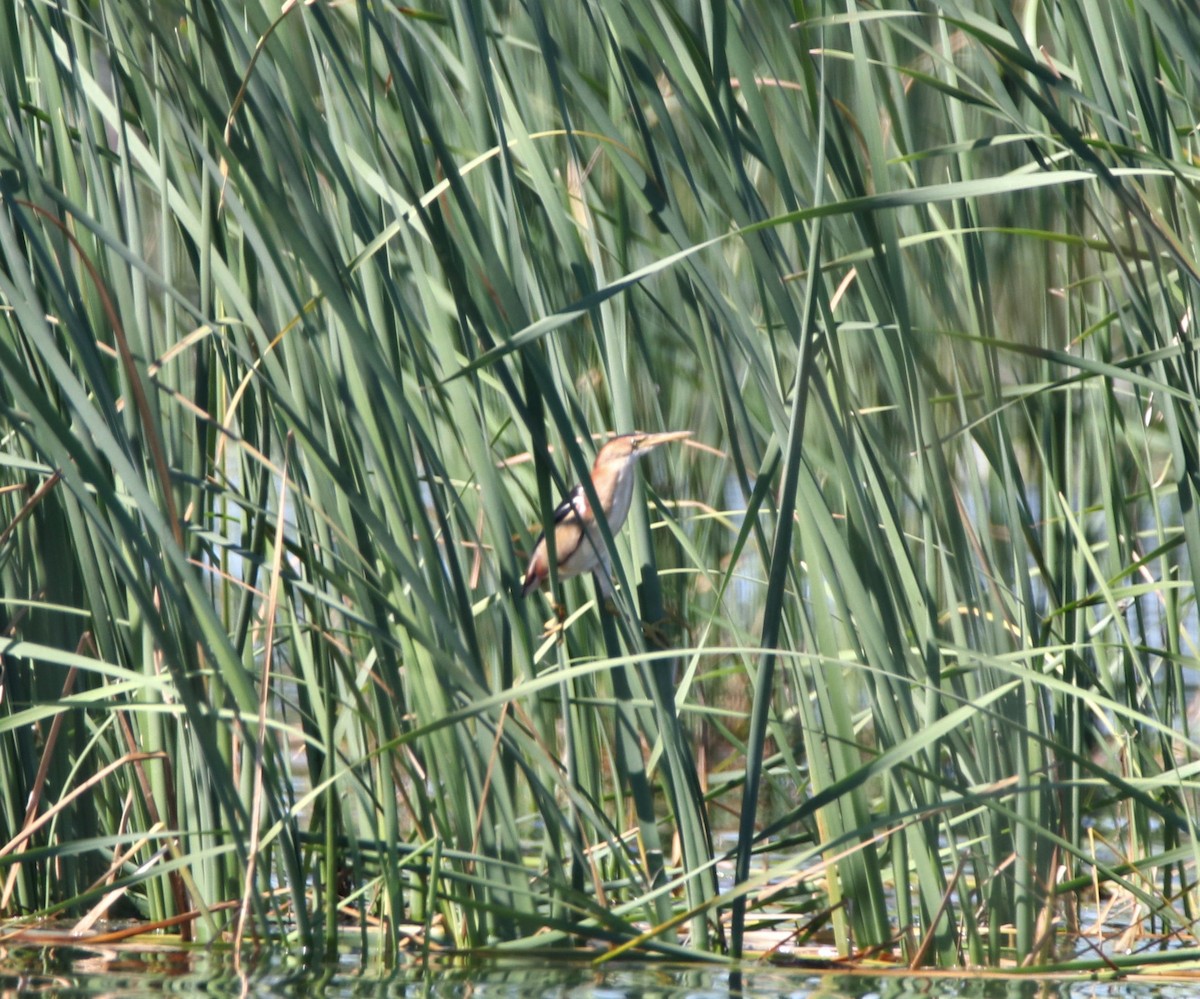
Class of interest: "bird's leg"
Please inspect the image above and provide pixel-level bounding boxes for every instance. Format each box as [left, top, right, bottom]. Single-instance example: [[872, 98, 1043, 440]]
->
[[590, 568, 672, 647], [596, 567, 681, 648]]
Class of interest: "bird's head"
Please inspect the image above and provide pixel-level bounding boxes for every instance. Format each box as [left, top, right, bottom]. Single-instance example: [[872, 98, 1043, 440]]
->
[[592, 430, 692, 472]]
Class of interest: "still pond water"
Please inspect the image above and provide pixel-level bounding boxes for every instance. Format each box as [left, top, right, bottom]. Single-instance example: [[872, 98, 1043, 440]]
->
[[3, 949, 1198, 998]]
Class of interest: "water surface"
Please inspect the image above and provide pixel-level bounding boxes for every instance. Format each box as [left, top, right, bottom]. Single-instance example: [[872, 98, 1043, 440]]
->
[[3, 949, 1197, 998]]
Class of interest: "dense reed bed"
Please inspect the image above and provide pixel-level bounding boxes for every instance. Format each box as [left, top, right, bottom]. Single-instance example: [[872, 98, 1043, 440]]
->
[[2, 0, 1199, 970]]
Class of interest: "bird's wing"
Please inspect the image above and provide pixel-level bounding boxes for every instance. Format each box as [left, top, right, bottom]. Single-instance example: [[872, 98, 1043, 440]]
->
[[544, 485, 590, 567], [551, 484, 590, 524], [521, 485, 597, 595]]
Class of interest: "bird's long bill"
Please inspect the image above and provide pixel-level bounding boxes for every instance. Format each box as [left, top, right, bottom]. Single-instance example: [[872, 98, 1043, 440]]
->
[[635, 429, 692, 450]]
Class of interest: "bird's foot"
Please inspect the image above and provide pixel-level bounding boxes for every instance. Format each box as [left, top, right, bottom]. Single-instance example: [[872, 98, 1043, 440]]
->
[[640, 615, 676, 649], [640, 603, 688, 648], [539, 601, 571, 641]]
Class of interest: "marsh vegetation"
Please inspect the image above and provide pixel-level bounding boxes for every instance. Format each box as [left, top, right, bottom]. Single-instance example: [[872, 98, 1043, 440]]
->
[[2, 0, 1200, 973]]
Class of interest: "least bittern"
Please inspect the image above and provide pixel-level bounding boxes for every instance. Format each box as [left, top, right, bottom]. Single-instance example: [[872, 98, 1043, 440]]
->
[[521, 430, 692, 597]]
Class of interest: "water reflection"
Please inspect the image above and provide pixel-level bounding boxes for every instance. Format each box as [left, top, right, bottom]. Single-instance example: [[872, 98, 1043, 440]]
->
[[1, 950, 1197, 999]]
